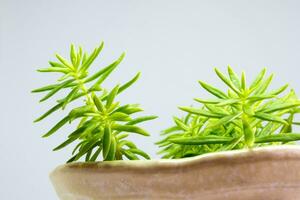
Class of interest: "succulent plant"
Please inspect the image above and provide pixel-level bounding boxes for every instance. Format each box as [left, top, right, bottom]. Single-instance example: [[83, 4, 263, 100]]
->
[[32, 43, 157, 162], [157, 67, 300, 159], [33, 42, 300, 162]]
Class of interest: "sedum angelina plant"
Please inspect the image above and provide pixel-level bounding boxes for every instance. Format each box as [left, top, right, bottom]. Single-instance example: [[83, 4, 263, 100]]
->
[[32, 43, 157, 162], [157, 67, 300, 159]]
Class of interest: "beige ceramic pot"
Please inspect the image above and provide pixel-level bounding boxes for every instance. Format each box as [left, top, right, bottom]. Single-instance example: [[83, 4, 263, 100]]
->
[[50, 145, 300, 200]]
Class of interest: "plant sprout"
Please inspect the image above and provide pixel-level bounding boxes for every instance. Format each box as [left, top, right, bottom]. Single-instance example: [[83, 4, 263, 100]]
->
[[157, 67, 300, 159], [32, 43, 157, 162]]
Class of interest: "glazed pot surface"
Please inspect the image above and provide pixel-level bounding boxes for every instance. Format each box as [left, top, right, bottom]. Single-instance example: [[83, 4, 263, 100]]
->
[[50, 146, 300, 200]]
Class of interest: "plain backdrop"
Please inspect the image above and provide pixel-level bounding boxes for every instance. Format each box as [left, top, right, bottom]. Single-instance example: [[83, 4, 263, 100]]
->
[[1, 0, 300, 199]]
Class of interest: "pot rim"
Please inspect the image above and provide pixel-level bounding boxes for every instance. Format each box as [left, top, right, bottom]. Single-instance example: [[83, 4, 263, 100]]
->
[[51, 145, 300, 172]]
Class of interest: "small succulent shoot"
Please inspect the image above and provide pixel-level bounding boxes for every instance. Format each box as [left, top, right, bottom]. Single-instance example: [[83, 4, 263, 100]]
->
[[32, 42, 157, 163], [157, 66, 300, 159]]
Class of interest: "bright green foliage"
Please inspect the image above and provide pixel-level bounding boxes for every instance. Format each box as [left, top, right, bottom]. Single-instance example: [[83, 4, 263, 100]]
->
[[33, 43, 157, 162], [157, 66, 300, 159]]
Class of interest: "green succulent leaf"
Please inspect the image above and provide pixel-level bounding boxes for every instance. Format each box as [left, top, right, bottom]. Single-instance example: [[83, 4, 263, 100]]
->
[[110, 112, 131, 121], [56, 54, 73, 69], [90, 145, 103, 161], [173, 117, 189, 131], [105, 136, 117, 161], [170, 135, 233, 145], [114, 104, 143, 115], [53, 136, 78, 151], [227, 66, 241, 89], [118, 72, 141, 94], [253, 74, 274, 95], [37, 68, 69, 73], [247, 95, 275, 102], [258, 102, 300, 113], [255, 133, 300, 143], [208, 112, 242, 128], [62, 86, 80, 109], [106, 85, 120, 109], [80, 42, 104, 72], [34, 103, 63, 122], [85, 53, 124, 85], [269, 84, 289, 95], [122, 150, 139, 160], [75, 139, 99, 161], [112, 124, 150, 136], [116, 133, 129, 140], [198, 81, 228, 99], [241, 72, 246, 91], [42, 116, 70, 137], [119, 140, 137, 149], [68, 105, 94, 120], [254, 112, 288, 125], [179, 106, 225, 118], [216, 99, 240, 106], [214, 68, 241, 95], [249, 68, 266, 91], [129, 148, 150, 159], [102, 125, 112, 160], [92, 93, 105, 113], [39, 79, 75, 102], [126, 116, 158, 125], [194, 98, 220, 104], [161, 126, 181, 135]]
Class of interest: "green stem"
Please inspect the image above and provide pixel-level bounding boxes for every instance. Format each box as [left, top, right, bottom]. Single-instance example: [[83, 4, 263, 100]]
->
[[72, 71, 95, 109], [242, 114, 254, 148]]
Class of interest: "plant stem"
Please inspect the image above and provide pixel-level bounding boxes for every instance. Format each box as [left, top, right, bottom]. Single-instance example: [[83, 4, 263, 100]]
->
[[242, 114, 254, 148], [72, 71, 95, 109]]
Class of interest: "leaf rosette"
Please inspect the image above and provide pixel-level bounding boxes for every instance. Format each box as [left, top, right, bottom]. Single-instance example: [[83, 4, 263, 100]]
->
[[158, 66, 300, 158], [33, 43, 157, 162]]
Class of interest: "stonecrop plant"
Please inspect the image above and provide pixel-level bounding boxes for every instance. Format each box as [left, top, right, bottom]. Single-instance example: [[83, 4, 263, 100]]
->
[[33, 42, 300, 162], [157, 67, 300, 159], [32, 43, 157, 162]]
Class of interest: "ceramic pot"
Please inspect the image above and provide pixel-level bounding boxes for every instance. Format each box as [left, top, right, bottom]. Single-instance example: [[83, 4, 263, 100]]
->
[[50, 145, 300, 200]]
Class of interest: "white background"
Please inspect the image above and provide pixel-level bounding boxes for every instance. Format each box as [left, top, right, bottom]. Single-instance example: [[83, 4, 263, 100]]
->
[[1, 0, 300, 199]]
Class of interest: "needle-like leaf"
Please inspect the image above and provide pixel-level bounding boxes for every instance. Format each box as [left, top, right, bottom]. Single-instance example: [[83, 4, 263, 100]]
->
[[249, 68, 266, 91], [112, 124, 150, 136], [227, 66, 241, 89], [198, 81, 228, 99], [170, 135, 233, 145], [214, 68, 241, 95], [208, 112, 242, 128], [39, 79, 75, 102], [258, 102, 300, 113], [254, 112, 288, 125], [102, 125, 111, 160], [42, 116, 70, 137], [255, 133, 300, 143], [80, 42, 104, 72], [62, 86, 80, 109], [84, 53, 124, 84], [129, 148, 150, 159], [179, 106, 224, 118], [123, 150, 139, 160], [126, 116, 158, 125], [106, 85, 119, 109], [105, 136, 116, 161]]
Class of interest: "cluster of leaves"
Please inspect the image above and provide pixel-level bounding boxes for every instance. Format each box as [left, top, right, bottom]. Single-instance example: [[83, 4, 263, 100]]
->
[[157, 67, 300, 159], [33, 43, 157, 163]]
